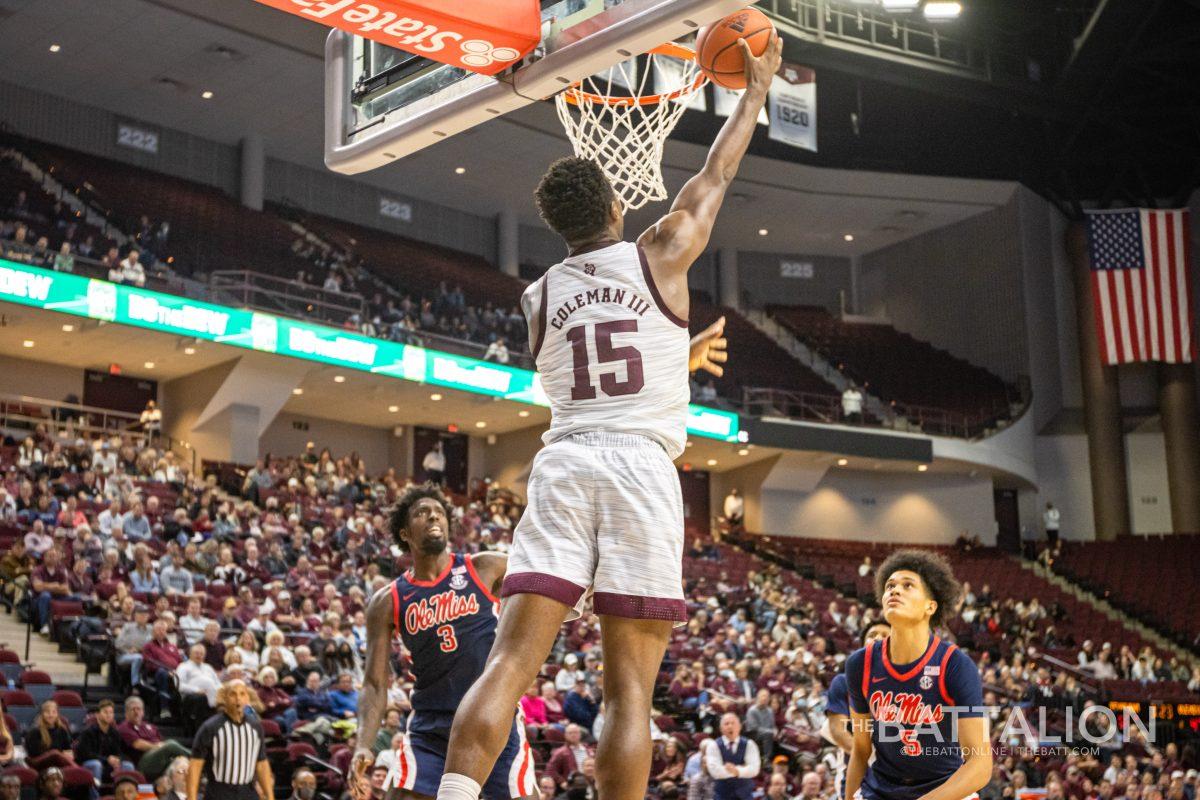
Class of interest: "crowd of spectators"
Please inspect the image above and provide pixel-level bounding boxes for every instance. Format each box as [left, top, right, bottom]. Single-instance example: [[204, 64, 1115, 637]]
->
[[0, 409, 1198, 800]]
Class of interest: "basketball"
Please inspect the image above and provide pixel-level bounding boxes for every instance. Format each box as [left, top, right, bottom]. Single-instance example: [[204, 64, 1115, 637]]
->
[[696, 7, 776, 90]]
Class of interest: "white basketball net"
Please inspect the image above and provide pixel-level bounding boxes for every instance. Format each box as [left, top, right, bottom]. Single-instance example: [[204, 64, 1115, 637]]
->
[[555, 48, 706, 211]]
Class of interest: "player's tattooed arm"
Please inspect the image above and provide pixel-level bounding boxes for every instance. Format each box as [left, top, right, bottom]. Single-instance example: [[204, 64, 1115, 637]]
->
[[351, 585, 395, 800], [470, 551, 508, 598]]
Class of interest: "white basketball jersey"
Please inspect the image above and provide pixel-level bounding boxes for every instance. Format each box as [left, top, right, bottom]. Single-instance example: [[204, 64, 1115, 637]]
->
[[522, 240, 690, 459]]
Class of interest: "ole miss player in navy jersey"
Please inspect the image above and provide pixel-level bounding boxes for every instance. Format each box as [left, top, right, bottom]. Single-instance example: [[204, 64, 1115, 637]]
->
[[843, 551, 991, 800], [349, 484, 537, 800], [825, 620, 891, 800]]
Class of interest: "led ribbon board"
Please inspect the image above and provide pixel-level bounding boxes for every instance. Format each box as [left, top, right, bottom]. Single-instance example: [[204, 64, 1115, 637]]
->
[[0, 260, 741, 442]]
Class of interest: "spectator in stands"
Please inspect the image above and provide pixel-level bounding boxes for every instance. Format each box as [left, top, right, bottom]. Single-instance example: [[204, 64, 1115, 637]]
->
[[29, 545, 70, 635], [232, 630, 261, 672], [295, 670, 334, 720], [288, 770, 317, 800], [51, 242, 74, 273], [117, 249, 146, 287], [23, 700, 75, 769], [177, 598, 209, 646], [119, 696, 190, 780], [857, 556, 872, 578], [0, 775, 18, 800], [34, 768, 64, 800], [547, 724, 595, 792], [422, 441, 446, 486], [24, 519, 53, 559], [0, 538, 34, 607], [77, 698, 135, 782], [1044, 502, 1061, 547], [744, 689, 776, 761], [131, 551, 161, 594], [760, 772, 792, 800], [841, 383, 864, 424], [144, 618, 185, 712], [256, 666, 299, 732], [329, 670, 359, 719], [484, 337, 510, 364], [122, 501, 152, 543], [178, 642, 223, 709], [564, 676, 600, 730], [161, 559, 195, 598], [707, 713, 761, 800], [723, 489, 744, 529]]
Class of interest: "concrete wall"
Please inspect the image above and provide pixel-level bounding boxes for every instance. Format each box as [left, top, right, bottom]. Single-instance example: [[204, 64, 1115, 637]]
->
[[0, 354, 83, 402], [734, 251, 853, 313], [1033, 429, 1172, 538], [859, 194, 1028, 382], [759, 469, 997, 545], [259, 412, 399, 475], [160, 360, 240, 464]]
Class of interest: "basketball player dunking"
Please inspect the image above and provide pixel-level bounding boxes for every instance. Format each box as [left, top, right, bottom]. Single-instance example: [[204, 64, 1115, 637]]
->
[[350, 355, 731, 800], [429, 33, 783, 800], [843, 551, 992, 800]]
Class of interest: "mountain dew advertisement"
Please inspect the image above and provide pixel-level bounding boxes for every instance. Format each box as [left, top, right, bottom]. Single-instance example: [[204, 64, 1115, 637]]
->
[[0, 259, 741, 442]]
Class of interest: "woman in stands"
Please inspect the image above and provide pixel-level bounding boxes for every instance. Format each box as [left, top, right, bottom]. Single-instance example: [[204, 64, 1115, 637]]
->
[[0, 712, 13, 767], [23, 700, 75, 770], [844, 550, 991, 800]]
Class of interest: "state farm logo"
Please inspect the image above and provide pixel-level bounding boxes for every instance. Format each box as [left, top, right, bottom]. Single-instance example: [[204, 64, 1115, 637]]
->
[[291, 2, 522, 67], [461, 40, 521, 68]]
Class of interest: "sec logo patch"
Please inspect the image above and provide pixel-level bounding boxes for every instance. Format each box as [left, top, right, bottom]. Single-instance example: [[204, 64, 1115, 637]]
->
[[450, 574, 468, 590], [919, 675, 934, 690]]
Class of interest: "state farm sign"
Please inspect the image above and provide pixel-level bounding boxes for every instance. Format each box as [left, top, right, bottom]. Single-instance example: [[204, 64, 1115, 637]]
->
[[254, 0, 539, 75]]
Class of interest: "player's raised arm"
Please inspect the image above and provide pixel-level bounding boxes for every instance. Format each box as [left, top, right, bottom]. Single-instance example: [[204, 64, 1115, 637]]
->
[[351, 586, 396, 800], [638, 33, 783, 275]]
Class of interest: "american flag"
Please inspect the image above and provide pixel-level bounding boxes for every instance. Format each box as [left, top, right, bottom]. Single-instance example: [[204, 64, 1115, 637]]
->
[[1085, 208, 1194, 366]]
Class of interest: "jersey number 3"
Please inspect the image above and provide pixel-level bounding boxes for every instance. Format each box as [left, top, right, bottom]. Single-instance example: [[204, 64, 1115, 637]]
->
[[566, 320, 645, 400], [435, 625, 458, 653]]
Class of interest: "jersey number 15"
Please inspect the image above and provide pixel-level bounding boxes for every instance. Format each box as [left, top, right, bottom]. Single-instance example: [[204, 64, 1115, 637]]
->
[[566, 320, 645, 400]]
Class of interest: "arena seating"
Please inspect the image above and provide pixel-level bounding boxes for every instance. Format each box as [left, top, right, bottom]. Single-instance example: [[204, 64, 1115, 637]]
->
[[768, 305, 1016, 432], [1055, 536, 1200, 648], [690, 299, 840, 404]]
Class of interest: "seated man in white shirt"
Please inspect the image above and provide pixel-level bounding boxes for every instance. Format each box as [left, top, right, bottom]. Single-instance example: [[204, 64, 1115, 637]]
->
[[175, 642, 223, 714], [119, 250, 146, 287], [177, 598, 212, 647], [841, 384, 864, 424]]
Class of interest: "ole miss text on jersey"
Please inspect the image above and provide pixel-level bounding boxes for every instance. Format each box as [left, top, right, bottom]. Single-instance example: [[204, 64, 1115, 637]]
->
[[844, 635, 984, 800]]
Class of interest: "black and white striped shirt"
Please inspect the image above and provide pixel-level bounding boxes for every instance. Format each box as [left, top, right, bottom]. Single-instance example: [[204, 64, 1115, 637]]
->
[[191, 712, 266, 800]]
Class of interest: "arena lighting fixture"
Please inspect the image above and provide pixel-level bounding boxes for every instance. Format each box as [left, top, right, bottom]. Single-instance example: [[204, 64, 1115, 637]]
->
[[685, 440, 693, 448], [843, 234, 855, 242], [430, 393, 443, 401], [923, 1, 962, 20], [758, 228, 768, 236], [201, 90, 214, 99], [517, 410, 530, 417], [880, 0, 920, 10], [143, 361, 155, 369], [22, 340, 34, 348], [61, 324, 73, 332], [48, 44, 61, 53], [388, 405, 399, 412], [454, 167, 467, 175], [706, 458, 718, 466], [737, 448, 749, 456], [837, 458, 848, 466], [292, 388, 303, 395], [333, 375, 346, 383], [183, 346, 195, 355], [918, 464, 929, 471], [475, 421, 487, 428]]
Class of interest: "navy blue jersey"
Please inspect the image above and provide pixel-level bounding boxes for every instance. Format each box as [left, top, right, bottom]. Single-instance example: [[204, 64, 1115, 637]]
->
[[826, 673, 850, 718], [845, 635, 983, 800], [391, 553, 500, 715], [825, 673, 852, 799]]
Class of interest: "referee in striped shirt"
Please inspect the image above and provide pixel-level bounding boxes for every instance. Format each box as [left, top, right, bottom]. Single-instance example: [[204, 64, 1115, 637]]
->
[[187, 679, 273, 800]]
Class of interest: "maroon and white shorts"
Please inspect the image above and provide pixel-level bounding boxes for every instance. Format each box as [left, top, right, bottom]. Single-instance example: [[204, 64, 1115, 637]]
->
[[501, 432, 686, 623]]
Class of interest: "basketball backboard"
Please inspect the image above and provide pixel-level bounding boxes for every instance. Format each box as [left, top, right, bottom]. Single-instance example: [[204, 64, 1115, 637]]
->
[[324, 0, 756, 174]]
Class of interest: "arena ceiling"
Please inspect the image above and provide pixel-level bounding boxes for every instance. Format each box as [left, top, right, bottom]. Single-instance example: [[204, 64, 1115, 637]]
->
[[0, 0, 1194, 257]]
